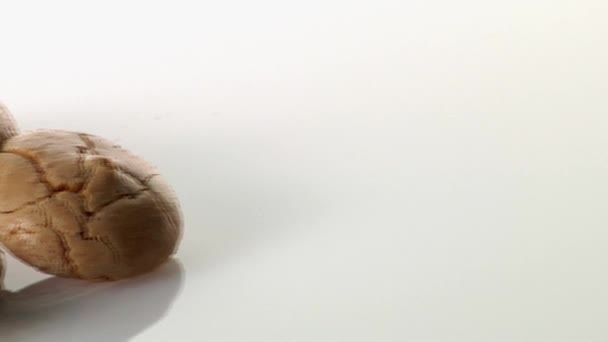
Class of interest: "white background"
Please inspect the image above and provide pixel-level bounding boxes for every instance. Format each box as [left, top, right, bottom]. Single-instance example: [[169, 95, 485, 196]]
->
[[1, 1, 608, 341]]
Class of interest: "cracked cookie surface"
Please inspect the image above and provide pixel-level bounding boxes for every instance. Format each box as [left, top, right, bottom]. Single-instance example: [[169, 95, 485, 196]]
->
[[0, 130, 182, 280]]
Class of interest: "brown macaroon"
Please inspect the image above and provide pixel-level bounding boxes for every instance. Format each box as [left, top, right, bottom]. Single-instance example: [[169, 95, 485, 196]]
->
[[0, 110, 182, 281]]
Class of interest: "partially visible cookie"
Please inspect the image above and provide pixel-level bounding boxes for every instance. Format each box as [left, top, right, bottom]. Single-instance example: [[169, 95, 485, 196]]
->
[[0, 250, 5, 291], [0, 103, 19, 147]]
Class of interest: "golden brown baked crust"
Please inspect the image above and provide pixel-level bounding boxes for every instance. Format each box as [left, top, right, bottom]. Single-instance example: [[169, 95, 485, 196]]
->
[[0, 130, 182, 280]]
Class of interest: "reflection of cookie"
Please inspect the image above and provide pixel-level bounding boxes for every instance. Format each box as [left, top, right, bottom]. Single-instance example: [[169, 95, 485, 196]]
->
[[0, 130, 182, 281]]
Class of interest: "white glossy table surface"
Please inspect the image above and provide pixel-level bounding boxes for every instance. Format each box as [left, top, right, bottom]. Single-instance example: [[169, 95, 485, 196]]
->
[[1, 1, 608, 341]]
